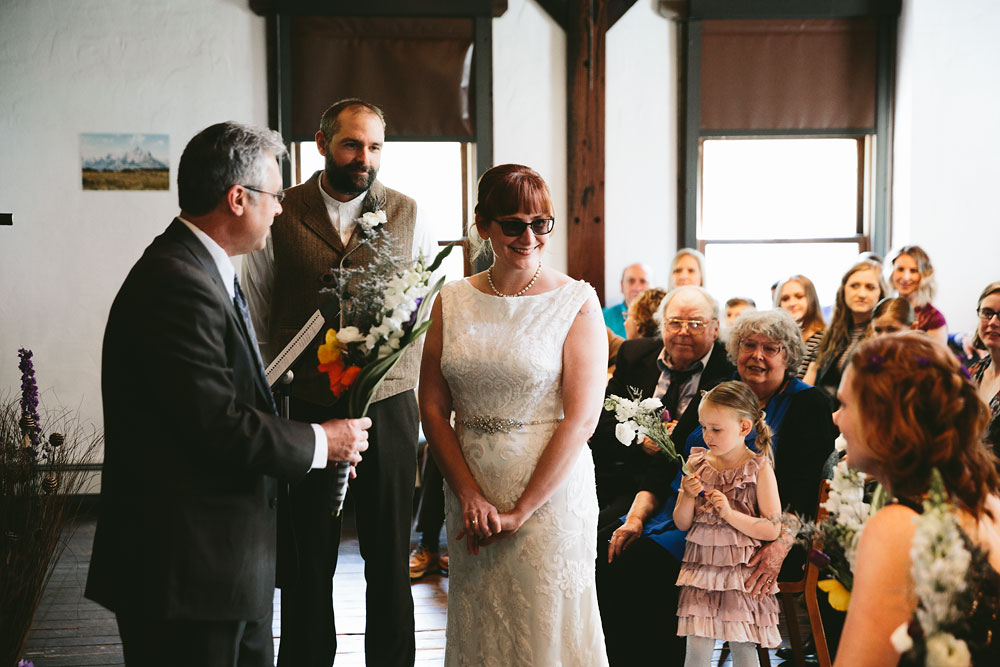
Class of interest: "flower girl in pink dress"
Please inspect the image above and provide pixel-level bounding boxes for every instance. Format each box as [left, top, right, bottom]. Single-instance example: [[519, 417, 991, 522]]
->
[[673, 381, 783, 666]]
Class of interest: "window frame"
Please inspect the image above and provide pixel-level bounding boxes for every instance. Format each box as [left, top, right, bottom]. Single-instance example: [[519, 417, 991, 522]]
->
[[680, 1, 900, 258], [696, 132, 874, 257]]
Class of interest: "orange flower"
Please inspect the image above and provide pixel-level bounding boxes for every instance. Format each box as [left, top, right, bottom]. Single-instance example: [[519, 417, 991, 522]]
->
[[318, 329, 355, 397]]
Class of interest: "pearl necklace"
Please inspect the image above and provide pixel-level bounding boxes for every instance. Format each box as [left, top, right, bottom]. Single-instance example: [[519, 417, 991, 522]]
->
[[488, 262, 542, 297]]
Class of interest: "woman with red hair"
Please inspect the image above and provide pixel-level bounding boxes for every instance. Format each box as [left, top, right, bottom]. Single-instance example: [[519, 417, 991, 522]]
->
[[832, 333, 1000, 665]]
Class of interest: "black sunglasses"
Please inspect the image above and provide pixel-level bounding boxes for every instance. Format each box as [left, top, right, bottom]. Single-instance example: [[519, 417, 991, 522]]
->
[[494, 217, 555, 237]]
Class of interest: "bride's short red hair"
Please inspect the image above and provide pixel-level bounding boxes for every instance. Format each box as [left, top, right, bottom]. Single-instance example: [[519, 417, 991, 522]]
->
[[474, 164, 554, 223]]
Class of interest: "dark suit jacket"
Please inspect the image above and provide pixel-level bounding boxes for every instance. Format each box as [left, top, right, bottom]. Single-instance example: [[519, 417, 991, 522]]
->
[[85, 219, 315, 621], [590, 337, 735, 504]]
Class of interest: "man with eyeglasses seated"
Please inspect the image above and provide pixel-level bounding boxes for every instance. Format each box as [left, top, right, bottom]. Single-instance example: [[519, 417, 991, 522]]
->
[[590, 286, 735, 530], [596, 308, 836, 666]]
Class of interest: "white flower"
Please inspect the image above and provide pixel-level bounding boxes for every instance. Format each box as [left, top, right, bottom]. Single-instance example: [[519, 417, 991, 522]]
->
[[639, 397, 663, 411], [890, 622, 913, 653], [336, 326, 365, 344], [615, 422, 637, 446], [358, 209, 386, 233], [924, 633, 971, 667], [834, 433, 848, 452]]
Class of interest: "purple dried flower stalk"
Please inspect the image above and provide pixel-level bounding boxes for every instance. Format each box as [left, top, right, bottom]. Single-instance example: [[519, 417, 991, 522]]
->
[[18, 348, 42, 448]]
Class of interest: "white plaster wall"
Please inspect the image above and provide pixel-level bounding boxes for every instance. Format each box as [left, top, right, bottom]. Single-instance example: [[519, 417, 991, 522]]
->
[[492, 0, 569, 274], [0, 0, 269, 434], [892, 0, 1000, 334], [605, 0, 676, 302]]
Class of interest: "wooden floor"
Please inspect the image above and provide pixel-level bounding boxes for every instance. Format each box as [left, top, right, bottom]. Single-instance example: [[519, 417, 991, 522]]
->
[[22, 511, 795, 666]]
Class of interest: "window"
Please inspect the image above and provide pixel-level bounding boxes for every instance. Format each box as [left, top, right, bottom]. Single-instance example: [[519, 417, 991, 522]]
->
[[292, 140, 473, 282], [681, 6, 900, 311], [700, 136, 873, 308]]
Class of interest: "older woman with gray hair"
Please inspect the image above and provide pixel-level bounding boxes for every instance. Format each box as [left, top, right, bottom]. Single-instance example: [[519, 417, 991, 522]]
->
[[597, 309, 835, 666]]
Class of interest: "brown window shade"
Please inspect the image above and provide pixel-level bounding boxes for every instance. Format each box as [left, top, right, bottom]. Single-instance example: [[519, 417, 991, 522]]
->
[[290, 16, 475, 140], [700, 19, 877, 132]]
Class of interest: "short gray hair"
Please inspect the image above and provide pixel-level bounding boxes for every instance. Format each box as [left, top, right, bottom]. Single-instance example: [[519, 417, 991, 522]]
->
[[655, 285, 720, 334], [725, 309, 806, 373], [177, 121, 288, 216]]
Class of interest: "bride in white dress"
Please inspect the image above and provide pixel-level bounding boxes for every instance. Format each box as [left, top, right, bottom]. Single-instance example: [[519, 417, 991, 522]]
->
[[419, 164, 609, 666]]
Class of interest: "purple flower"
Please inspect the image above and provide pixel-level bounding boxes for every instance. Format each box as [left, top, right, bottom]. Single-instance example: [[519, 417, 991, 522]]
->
[[660, 409, 672, 423], [406, 297, 424, 329], [18, 348, 41, 448], [19, 660, 35, 667], [960, 365, 972, 379], [866, 353, 886, 372], [807, 548, 832, 568]]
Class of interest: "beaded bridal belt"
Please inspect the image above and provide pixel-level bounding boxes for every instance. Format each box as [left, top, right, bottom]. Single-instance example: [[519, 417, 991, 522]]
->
[[458, 415, 563, 434]]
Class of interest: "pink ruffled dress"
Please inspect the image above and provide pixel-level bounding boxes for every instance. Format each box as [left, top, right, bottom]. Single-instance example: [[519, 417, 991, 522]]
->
[[675, 448, 781, 647]]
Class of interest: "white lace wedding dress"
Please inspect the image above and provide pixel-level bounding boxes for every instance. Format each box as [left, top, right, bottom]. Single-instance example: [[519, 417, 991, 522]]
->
[[439, 278, 609, 667]]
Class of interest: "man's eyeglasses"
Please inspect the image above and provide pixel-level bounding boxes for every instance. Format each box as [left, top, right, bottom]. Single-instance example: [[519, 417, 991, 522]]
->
[[978, 308, 1000, 322], [241, 185, 286, 203], [495, 217, 555, 237], [738, 340, 784, 358], [664, 318, 712, 333]]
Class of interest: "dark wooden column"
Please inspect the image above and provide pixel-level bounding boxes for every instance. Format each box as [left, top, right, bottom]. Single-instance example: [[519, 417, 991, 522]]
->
[[566, 0, 608, 304], [539, 0, 635, 304]]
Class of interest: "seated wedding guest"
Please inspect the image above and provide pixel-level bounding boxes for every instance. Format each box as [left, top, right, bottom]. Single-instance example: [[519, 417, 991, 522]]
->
[[971, 281, 1000, 451], [870, 297, 915, 337], [590, 286, 734, 528], [598, 309, 835, 666], [606, 327, 625, 382], [889, 245, 948, 344], [625, 288, 667, 340], [832, 334, 1000, 666], [604, 263, 652, 337], [669, 248, 706, 289], [608, 288, 666, 381], [775, 274, 826, 379], [408, 444, 448, 580], [888, 245, 947, 344], [724, 296, 756, 326], [804, 259, 888, 406]]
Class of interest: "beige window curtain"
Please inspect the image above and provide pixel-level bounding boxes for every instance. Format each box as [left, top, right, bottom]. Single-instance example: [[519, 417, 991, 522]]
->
[[290, 16, 475, 140], [699, 18, 878, 132]]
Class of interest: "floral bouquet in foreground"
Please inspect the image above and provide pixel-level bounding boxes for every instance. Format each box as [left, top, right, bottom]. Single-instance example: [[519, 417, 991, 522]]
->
[[317, 220, 454, 514], [603, 387, 691, 476], [889, 469, 999, 667], [797, 459, 884, 611]]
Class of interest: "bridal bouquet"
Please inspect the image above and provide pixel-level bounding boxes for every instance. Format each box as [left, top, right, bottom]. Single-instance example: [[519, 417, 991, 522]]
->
[[603, 387, 691, 476], [890, 469, 999, 667], [797, 459, 884, 611], [317, 216, 454, 514]]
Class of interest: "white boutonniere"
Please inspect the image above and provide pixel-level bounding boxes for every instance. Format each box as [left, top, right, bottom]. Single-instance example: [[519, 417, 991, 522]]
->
[[358, 209, 387, 235]]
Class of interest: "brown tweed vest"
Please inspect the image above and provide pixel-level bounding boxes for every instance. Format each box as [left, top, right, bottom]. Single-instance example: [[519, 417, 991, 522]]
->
[[269, 172, 419, 407]]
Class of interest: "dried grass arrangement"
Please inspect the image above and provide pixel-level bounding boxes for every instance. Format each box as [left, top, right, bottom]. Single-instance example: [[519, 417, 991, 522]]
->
[[1, 349, 102, 665]]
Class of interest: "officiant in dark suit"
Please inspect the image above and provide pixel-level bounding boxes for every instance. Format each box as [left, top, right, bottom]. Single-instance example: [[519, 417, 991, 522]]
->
[[85, 121, 371, 667], [590, 285, 735, 527], [241, 99, 435, 667]]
